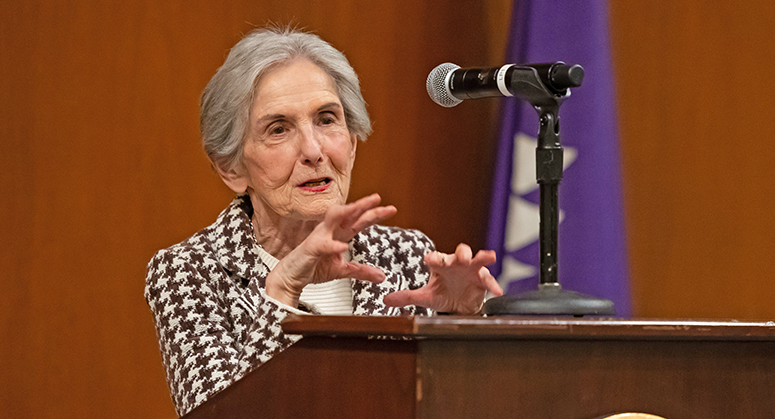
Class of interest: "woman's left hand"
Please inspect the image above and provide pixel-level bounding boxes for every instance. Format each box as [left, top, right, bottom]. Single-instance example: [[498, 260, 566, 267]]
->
[[383, 243, 503, 315]]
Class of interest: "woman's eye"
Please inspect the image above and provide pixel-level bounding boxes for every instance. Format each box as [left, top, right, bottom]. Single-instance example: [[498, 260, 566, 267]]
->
[[270, 125, 286, 135], [320, 113, 336, 125]]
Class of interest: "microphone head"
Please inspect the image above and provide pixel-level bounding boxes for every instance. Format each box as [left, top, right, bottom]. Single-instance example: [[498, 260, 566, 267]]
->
[[426, 62, 462, 107]]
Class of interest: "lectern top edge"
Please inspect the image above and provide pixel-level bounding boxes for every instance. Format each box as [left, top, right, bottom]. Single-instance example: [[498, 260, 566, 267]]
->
[[281, 314, 775, 341]]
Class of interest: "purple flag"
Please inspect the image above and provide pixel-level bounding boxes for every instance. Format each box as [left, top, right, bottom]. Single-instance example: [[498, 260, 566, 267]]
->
[[486, 0, 631, 316]]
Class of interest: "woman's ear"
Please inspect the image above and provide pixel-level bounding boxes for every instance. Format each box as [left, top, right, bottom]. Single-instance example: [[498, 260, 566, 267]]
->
[[211, 159, 249, 194], [349, 133, 358, 159]]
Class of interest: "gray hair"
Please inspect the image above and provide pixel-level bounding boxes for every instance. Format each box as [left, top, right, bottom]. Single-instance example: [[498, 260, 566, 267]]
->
[[200, 26, 372, 171]]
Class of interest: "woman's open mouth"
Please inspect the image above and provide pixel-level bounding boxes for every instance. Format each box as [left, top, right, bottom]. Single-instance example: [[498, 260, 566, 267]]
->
[[299, 177, 332, 191]]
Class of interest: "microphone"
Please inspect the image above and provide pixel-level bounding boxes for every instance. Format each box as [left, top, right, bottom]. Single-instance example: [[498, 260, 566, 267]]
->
[[426, 62, 584, 107]]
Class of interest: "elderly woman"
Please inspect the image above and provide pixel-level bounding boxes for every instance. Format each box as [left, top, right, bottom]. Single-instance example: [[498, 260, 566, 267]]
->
[[145, 26, 502, 416]]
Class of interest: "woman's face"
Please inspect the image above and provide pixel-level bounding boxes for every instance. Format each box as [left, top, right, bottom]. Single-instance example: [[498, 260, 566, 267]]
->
[[237, 58, 357, 222]]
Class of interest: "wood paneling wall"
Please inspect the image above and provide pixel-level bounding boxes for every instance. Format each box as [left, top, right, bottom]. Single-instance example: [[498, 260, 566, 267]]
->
[[610, 1, 775, 319], [1, 1, 774, 418], [0, 1, 510, 417]]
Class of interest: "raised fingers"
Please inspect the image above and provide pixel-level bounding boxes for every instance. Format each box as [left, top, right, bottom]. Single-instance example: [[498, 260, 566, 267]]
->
[[337, 261, 386, 285], [383, 288, 432, 308], [329, 194, 397, 241], [303, 221, 351, 257], [479, 266, 503, 296], [334, 193, 381, 227], [348, 204, 397, 233], [424, 250, 449, 268], [471, 249, 497, 267], [454, 243, 473, 265]]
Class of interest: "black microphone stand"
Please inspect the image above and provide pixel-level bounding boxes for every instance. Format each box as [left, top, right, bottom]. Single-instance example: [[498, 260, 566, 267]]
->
[[482, 64, 615, 316]]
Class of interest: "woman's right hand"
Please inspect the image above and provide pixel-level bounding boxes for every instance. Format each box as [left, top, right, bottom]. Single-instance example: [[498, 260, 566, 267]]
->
[[265, 193, 396, 308]]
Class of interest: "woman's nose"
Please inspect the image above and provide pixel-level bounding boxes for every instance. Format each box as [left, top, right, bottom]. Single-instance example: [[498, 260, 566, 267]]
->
[[298, 124, 324, 164]]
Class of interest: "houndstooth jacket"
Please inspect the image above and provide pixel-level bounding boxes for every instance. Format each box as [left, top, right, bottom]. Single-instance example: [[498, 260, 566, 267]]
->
[[145, 195, 434, 416]]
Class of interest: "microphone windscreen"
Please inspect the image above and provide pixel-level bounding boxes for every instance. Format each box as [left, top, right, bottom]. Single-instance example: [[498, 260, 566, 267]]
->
[[426, 63, 462, 107]]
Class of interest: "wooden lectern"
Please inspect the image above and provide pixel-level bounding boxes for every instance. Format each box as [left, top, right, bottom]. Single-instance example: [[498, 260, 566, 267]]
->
[[183, 316, 775, 419]]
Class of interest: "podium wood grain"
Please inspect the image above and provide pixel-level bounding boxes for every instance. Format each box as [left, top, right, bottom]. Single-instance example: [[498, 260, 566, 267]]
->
[[183, 316, 775, 419]]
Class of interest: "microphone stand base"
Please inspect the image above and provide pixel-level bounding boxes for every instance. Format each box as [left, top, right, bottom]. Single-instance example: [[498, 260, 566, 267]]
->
[[482, 283, 615, 317]]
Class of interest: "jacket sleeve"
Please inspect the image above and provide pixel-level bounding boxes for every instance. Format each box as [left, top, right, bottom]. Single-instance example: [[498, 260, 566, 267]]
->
[[350, 225, 436, 316], [144, 247, 301, 416]]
